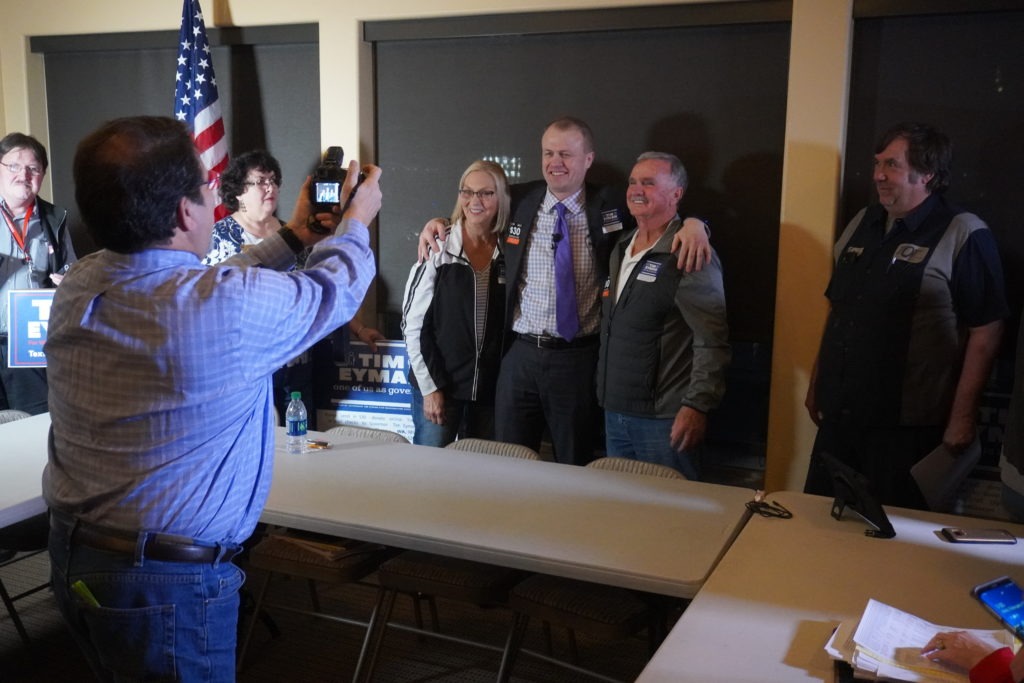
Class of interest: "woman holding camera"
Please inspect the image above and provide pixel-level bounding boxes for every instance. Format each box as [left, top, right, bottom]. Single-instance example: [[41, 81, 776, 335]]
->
[[402, 160, 509, 446]]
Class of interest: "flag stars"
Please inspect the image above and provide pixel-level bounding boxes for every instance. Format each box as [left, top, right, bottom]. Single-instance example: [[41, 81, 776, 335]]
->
[[181, 39, 191, 52]]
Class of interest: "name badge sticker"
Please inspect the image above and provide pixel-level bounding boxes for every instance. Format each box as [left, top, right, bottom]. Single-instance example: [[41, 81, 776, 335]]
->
[[506, 222, 523, 246], [891, 243, 929, 265], [636, 260, 662, 283], [602, 210, 623, 234]]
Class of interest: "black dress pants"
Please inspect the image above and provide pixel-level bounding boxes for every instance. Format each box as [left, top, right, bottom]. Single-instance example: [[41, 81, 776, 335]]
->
[[495, 337, 600, 466]]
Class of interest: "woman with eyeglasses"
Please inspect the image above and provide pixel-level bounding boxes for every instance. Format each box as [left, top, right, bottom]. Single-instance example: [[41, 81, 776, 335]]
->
[[401, 160, 509, 446], [204, 150, 382, 425], [202, 150, 286, 265]]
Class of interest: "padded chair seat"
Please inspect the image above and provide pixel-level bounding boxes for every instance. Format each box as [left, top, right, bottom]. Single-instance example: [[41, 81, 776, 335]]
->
[[587, 456, 686, 479], [378, 551, 520, 605], [249, 533, 389, 584], [509, 574, 648, 639], [445, 438, 541, 460], [325, 425, 408, 443], [0, 410, 31, 424]]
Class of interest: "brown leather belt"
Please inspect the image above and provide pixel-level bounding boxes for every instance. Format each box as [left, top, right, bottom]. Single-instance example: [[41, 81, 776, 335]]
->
[[68, 519, 239, 564]]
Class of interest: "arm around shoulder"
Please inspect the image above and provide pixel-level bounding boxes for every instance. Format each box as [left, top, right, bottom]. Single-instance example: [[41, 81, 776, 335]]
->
[[671, 217, 711, 273]]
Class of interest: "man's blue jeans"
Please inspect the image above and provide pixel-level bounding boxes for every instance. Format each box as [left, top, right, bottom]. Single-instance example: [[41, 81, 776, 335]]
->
[[48, 512, 244, 682], [604, 410, 701, 480]]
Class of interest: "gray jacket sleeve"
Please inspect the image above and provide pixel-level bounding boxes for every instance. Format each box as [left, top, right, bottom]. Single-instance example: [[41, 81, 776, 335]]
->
[[675, 252, 730, 413]]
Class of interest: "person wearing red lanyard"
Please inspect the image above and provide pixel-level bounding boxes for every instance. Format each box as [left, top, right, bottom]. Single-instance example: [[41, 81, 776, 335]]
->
[[0, 132, 75, 415]]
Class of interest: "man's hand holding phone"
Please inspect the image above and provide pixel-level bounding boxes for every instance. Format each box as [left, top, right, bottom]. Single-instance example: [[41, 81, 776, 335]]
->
[[340, 161, 381, 227]]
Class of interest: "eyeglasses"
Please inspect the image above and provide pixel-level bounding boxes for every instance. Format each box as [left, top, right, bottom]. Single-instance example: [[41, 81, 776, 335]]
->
[[0, 162, 43, 177], [746, 491, 792, 519], [201, 173, 221, 191], [243, 178, 279, 189], [458, 189, 496, 200]]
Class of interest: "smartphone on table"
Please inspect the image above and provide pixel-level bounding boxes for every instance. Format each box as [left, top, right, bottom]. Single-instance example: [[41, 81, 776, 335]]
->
[[942, 527, 1017, 544], [973, 576, 1024, 637]]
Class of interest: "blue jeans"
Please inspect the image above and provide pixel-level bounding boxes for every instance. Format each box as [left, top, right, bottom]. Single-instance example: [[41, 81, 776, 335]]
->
[[48, 512, 244, 682], [604, 410, 701, 480], [411, 386, 494, 447]]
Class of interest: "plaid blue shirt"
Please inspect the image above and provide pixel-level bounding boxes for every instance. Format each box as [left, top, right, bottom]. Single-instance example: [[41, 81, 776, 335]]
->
[[42, 222, 374, 544], [513, 189, 601, 338]]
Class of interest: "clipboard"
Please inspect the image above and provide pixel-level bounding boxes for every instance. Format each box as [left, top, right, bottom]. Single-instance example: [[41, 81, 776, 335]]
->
[[910, 438, 981, 513]]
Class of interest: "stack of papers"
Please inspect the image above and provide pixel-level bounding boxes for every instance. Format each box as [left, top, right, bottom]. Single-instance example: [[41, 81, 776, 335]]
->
[[826, 599, 1015, 681]]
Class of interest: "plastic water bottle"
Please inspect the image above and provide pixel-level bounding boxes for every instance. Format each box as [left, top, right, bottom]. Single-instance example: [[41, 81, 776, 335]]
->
[[285, 391, 307, 455]]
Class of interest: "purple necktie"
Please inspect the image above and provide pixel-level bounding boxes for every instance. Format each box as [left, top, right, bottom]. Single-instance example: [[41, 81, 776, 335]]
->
[[553, 202, 579, 341]]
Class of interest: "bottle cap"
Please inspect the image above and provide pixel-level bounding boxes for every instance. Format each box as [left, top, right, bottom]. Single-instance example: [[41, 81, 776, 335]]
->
[[290, 391, 301, 400]]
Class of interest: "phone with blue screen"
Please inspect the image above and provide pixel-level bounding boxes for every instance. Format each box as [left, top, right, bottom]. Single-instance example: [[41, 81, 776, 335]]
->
[[973, 576, 1024, 637]]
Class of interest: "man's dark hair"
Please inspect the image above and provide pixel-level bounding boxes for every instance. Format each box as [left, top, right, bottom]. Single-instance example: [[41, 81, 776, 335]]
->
[[74, 116, 205, 254], [219, 149, 282, 212], [875, 122, 952, 194], [545, 116, 595, 153], [0, 132, 49, 172]]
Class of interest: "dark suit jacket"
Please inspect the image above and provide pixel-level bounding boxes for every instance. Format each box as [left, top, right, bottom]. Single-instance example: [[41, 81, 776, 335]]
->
[[501, 180, 629, 344], [37, 198, 72, 285]]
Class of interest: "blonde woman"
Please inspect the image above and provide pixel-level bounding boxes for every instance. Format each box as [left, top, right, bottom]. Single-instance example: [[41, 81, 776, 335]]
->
[[402, 160, 510, 446]]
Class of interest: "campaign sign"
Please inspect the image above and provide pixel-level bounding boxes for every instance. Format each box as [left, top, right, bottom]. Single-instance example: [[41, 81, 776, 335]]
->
[[316, 339, 414, 441], [7, 289, 54, 368]]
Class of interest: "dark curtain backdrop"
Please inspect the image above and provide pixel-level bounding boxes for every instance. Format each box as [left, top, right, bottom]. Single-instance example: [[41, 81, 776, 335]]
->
[[32, 25, 320, 257], [371, 19, 791, 347], [844, 6, 1024, 465], [368, 4, 793, 463], [845, 9, 1024, 325]]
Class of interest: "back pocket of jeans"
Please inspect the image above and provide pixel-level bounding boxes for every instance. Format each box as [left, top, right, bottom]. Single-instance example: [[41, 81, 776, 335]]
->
[[80, 603, 176, 679]]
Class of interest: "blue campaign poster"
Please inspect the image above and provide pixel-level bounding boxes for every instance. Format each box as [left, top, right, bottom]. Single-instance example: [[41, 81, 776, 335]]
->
[[315, 339, 414, 441], [6, 289, 54, 368]]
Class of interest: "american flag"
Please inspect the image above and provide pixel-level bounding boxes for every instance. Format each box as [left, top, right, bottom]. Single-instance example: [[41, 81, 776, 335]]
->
[[173, 0, 228, 217]]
